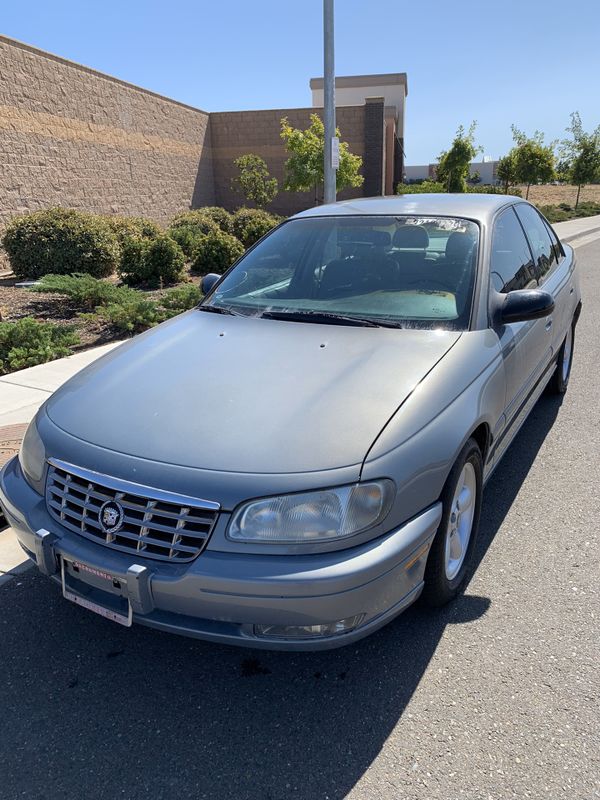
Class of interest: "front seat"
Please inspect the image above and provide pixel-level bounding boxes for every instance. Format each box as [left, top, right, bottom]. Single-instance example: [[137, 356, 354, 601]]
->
[[442, 230, 477, 311], [391, 225, 430, 289]]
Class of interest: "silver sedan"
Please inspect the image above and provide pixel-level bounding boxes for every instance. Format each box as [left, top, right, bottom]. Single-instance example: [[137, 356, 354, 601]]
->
[[0, 194, 581, 649]]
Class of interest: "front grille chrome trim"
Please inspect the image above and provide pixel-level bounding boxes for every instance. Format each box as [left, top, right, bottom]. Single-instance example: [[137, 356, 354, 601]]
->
[[45, 458, 220, 563], [47, 458, 220, 511]]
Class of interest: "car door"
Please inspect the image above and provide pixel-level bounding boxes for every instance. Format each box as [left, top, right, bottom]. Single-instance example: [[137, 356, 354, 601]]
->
[[513, 203, 575, 355], [489, 206, 546, 432]]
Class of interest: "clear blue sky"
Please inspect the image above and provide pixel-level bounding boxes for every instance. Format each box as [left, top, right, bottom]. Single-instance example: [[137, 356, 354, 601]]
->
[[2, 0, 599, 163]]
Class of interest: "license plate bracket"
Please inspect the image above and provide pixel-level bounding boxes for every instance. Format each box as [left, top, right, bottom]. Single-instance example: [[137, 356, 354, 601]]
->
[[61, 558, 132, 627]]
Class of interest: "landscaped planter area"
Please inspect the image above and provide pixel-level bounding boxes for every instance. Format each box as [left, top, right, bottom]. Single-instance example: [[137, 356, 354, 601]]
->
[[0, 206, 282, 375]]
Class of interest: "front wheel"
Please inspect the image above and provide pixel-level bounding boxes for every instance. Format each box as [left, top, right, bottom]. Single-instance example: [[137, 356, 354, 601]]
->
[[421, 438, 483, 607], [546, 323, 575, 395]]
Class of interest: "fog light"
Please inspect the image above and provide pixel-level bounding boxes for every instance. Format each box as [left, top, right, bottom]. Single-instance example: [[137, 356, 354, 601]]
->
[[254, 615, 364, 639]]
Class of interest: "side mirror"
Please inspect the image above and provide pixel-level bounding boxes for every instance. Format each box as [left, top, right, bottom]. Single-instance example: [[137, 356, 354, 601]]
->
[[201, 273, 221, 295], [499, 289, 555, 324]]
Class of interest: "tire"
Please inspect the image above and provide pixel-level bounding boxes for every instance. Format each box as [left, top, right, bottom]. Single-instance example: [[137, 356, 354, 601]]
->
[[546, 322, 575, 395], [421, 437, 483, 607]]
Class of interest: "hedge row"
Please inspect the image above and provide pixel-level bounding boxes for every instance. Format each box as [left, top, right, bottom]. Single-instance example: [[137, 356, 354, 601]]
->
[[1, 206, 282, 285], [396, 181, 522, 197], [539, 201, 600, 223]]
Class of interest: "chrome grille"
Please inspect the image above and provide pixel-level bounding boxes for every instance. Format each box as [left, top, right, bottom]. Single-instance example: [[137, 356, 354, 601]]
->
[[45, 460, 220, 562]]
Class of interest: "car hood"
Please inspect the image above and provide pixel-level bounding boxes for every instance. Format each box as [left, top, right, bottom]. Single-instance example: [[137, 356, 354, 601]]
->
[[46, 311, 460, 474]]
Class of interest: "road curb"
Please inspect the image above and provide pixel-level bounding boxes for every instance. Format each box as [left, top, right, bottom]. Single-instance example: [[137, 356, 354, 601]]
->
[[562, 224, 600, 243]]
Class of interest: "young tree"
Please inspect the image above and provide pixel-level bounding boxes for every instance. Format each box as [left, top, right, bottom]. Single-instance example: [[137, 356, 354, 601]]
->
[[280, 114, 363, 203], [436, 122, 481, 192], [559, 112, 600, 208], [232, 154, 278, 209], [496, 152, 517, 194], [511, 126, 555, 199]]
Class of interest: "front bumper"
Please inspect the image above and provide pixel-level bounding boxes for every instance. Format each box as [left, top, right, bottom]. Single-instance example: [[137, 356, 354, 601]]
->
[[0, 456, 441, 650]]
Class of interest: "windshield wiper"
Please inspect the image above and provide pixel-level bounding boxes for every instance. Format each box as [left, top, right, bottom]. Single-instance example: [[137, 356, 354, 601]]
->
[[198, 304, 241, 316], [261, 310, 402, 328]]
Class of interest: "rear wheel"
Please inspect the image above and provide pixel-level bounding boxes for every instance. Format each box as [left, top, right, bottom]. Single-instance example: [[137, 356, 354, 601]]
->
[[546, 322, 575, 395], [422, 438, 483, 607]]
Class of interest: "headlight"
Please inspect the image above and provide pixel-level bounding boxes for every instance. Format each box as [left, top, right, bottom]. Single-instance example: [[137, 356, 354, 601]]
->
[[228, 480, 394, 543], [18, 418, 46, 491]]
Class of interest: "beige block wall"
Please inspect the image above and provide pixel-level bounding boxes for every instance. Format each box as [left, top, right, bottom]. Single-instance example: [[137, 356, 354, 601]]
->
[[210, 106, 366, 217], [0, 36, 214, 227]]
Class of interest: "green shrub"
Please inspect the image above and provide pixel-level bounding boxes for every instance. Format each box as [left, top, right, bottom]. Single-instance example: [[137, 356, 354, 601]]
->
[[93, 295, 164, 333], [167, 212, 220, 258], [232, 208, 280, 247], [28, 273, 121, 310], [160, 284, 202, 316], [191, 229, 245, 274], [576, 201, 600, 216], [2, 208, 120, 280], [396, 181, 446, 194], [118, 235, 185, 288], [537, 201, 600, 223], [167, 226, 205, 259], [396, 182, 523, 197], [194, 206, 234, 233], [143, 236, 186, 286], [28, 273, 199, 335], [102, 215, 162, 246], [0, 317, 79, 374], [538, 205, 570, 223], [169, 211, 220, 233], [118, 238, 146, 285], [466, 185, 522, 196]]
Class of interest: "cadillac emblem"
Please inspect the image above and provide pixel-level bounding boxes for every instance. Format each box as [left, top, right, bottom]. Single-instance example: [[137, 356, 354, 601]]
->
[[99, 500, 124, 535]]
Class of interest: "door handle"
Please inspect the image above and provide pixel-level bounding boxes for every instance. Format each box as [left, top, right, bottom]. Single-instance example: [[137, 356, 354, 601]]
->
[[569, 286, 574, 295], [545, 317, 553, 330]]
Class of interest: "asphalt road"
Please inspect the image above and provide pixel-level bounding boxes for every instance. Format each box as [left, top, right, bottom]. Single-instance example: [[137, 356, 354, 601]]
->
[[1, 238, 599, 800]]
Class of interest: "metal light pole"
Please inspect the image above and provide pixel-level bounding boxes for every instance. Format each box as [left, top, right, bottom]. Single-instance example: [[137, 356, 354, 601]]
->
[[323, 0, 337, 204]]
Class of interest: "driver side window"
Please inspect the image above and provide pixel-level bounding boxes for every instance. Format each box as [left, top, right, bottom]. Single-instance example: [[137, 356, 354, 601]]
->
[[490, 208, 537, 293]]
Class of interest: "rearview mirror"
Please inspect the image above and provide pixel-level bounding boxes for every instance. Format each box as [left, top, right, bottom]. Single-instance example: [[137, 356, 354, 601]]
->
[[499, 289, 555, 324], [201, 273, 221, 295]]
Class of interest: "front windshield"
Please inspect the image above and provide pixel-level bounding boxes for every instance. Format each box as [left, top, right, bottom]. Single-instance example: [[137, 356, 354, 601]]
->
[[202, 215, 480, 330]]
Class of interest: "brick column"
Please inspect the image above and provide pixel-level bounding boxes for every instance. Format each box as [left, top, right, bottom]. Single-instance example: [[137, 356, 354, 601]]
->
[[363, 97, 385, 197], [394, 133, 405, 191]]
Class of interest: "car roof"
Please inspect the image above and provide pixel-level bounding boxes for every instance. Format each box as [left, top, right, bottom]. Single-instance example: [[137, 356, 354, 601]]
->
[[292, 193, 523, 225]]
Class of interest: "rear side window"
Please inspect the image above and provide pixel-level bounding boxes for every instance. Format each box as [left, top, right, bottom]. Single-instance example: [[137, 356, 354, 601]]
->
[[490, 208, 537, 293], [542, 218, 564, 264], [514, 204, 558, 283]]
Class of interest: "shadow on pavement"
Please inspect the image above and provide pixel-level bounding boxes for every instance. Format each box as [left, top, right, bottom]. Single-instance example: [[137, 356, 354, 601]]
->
[[0, 395, 562, 800]]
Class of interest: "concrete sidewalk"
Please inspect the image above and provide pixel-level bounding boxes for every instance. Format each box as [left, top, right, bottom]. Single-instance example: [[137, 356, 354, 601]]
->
[[0, 341, 122, 427]]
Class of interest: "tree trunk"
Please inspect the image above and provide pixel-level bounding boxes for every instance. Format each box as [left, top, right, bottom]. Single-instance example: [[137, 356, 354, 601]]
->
[[575, 184, 581, 209], [526, 183, 531, 200]]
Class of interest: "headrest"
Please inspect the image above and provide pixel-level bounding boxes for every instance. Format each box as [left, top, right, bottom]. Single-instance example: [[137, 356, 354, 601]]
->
[[445, 231, 475, 262], [392, 225, 429, 249], [339, 229, 391, 247]]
